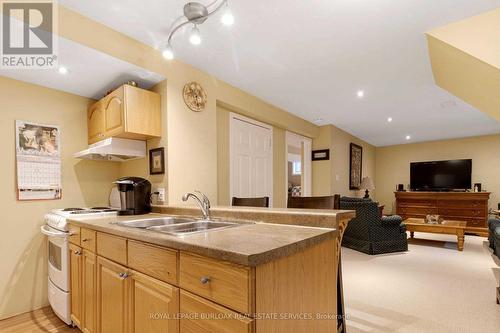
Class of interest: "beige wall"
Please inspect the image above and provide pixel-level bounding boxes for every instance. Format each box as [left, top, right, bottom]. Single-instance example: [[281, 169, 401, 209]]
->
[[0, 77, 119, 320], [312, 125, 376, 198], [376, 134, 500, 214]]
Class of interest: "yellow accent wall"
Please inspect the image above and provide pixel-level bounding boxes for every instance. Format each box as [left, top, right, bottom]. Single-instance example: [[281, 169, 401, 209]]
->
[[312, 125, 376, 198], [0, 77, 119, 320], [427, 8, 500, 121], [375, 134, 500, 214]]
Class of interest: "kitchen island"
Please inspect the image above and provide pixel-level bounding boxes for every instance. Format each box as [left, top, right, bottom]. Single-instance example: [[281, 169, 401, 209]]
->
[[67, 206, 354, 333]]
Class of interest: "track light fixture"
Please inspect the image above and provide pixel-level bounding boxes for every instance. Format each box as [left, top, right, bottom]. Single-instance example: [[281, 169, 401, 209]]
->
[[163, 0, 234, 60]]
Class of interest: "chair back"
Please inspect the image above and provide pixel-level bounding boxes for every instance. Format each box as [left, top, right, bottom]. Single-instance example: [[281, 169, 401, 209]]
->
[[287, 196, 336, 209], [231, 196, 270, 208]]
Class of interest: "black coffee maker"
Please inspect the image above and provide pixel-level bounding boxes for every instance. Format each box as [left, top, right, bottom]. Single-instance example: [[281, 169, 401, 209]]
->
[[114, 177, 151, 215]]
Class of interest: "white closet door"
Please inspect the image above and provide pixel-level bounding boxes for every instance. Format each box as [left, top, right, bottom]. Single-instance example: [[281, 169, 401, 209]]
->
[[230, 113, 273, 206]]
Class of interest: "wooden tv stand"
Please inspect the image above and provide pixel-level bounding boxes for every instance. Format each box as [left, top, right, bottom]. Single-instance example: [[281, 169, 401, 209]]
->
[[395, 191, 490, 236]]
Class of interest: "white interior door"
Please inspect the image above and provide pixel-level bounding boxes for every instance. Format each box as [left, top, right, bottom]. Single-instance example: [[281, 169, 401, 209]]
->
[[230, 113, 273, 207]]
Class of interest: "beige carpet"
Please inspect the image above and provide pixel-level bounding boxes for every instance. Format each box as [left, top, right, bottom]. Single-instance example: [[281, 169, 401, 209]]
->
[[342, 233, 500, 333]]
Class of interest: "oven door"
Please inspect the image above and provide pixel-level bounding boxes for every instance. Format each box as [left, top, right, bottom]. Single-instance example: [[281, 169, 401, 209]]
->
[[41, 225, 69, 292]]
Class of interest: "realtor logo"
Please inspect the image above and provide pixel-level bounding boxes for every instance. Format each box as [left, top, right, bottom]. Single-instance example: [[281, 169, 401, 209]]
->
[[1, 0, 58, 68]]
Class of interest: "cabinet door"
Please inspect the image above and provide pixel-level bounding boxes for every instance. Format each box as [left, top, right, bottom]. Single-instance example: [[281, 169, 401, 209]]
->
[[88, 100, 105, 144], [180, 290, 253, 333], [69, 244, 83, 328], [103, 87, 124, 137], [131, 270, 179, 333], [82, 250, 96, 333], [123, 85, 161, 138], [97, 256, 130, 333]]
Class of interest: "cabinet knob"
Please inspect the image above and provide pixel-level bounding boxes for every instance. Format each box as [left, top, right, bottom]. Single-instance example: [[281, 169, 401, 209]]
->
[[82, 238, 89, 242], [74, 251, 82, 255], [118, 272, 130, 279], [200, 276, 211, 285]]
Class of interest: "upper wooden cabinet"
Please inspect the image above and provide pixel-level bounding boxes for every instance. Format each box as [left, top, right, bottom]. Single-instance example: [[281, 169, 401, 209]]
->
[[87, 85, 161, 144]]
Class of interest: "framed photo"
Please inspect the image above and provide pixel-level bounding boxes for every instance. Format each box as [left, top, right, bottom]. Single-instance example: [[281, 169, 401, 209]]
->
[[149, 147, 165, 175], [312, 149, 330, 161], [349, 143, 363, 190]]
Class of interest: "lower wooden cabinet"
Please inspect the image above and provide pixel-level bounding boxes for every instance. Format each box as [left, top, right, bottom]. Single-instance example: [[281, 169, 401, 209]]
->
[[69, 244, 83, 328], [97, 256, 131, 333], [180, 290, 253, 333], [69, 228, 337, 333], [82, 250, 96, 333], [131, 270, 179, 333]]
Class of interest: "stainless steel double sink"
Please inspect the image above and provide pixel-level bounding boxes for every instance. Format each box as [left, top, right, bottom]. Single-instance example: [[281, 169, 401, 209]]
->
[[114, 216, 247, 236]]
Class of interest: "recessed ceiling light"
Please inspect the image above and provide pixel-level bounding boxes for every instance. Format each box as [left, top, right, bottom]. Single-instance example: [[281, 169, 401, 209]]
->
[[405, 135, 411, 140], [387, 117, 393, 123], [357, 90, 364, 98], [58, 66, 68, 75]]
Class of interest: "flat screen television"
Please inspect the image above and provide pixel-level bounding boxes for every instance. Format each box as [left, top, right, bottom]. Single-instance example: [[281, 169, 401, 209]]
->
[[410, 159, 472, 191]]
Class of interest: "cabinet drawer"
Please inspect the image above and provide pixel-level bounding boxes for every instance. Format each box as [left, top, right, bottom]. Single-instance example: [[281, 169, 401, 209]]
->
[[81, 228, 96, 252], [180, 290, 253, 333], [465, 219, 486, 228], [438, 208, 485, 218], [398, 207, 437, 215], [437, 200, 485, 208], [180, 252, 252, 314], [96, 232, 127, 265], [68, 225, 81, 245], [398, 199, 435, 207], [128, 240, 178, 285]]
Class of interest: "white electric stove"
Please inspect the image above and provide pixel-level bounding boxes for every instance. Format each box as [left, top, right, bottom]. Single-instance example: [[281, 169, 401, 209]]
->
[[41, 207, 118, 325]]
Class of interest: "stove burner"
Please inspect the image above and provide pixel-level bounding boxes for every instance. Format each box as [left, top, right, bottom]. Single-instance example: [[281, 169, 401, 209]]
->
[[62, 208, 84, 212], [91, 207, 111, 210]]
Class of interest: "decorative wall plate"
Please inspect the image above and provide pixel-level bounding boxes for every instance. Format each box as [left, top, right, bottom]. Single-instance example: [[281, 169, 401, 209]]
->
[[183, 81, 207, 112]]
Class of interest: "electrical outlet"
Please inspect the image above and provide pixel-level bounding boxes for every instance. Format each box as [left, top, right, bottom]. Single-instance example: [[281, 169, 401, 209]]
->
[[157, 188, 166, 203], [336, 174, 340, 181]]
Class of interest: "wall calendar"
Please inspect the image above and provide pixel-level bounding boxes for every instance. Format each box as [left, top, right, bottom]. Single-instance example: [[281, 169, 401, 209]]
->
[[15, 120, 62, 200]]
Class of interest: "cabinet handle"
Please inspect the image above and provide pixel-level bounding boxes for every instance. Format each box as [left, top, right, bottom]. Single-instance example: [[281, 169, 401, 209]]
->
[[118, 272, 130, 279], [74, 251, 82, 255], [200, 276, 211, 285], [82, 238, 89, 242]]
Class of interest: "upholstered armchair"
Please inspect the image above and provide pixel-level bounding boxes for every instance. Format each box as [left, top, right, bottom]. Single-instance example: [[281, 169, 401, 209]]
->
[[340, 197, 408, 254], [488, 218, 500, 257]]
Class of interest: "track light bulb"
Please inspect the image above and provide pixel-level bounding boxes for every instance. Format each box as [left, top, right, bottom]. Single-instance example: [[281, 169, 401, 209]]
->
[[221, 4, 234, 26], [162, 45, 174, 60], [189, 25, 202, 45]]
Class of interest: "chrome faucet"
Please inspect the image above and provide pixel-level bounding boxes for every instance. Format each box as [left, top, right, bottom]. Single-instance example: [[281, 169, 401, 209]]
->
[[182, 191, 211, 220]]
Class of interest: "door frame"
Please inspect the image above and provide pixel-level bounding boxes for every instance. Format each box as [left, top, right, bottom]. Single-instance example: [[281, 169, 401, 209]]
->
[[285, 131, 312, 199], [229, 112, 274, 207]]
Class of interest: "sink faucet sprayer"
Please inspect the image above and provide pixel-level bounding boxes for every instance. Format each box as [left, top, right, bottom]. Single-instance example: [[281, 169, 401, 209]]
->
[[182, 191, 211, 220]]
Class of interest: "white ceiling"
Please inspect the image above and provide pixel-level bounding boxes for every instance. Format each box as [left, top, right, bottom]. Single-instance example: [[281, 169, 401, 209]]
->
[[59, 1, 500, 145], [0, 34, 164, 99]]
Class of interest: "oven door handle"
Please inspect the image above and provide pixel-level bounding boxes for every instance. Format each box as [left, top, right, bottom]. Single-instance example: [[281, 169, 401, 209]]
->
[[40, 225, 67, 238]]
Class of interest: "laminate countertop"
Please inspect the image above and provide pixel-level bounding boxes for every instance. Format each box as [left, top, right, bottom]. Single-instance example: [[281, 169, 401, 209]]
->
[[68, 206, 355, 267]]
